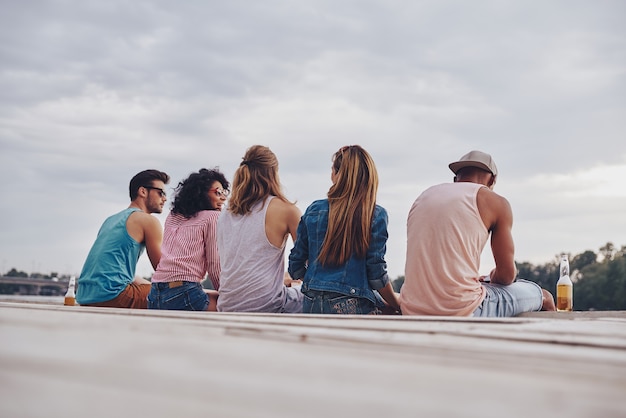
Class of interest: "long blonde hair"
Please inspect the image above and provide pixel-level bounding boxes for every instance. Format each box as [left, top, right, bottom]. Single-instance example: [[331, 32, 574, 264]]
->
[[227, 145, 290, 215], [318, 145, 379, 267]]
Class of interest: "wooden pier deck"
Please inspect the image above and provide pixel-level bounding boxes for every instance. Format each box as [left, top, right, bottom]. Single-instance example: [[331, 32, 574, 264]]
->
[[1, 301, 625, 418]]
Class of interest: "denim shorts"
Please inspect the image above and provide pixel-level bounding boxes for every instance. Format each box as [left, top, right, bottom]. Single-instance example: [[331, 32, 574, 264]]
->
[[147, 281, 209, 311], [302, 289, 381, 315], [282, 286, 305, 313], [473, 279, 543, 317]]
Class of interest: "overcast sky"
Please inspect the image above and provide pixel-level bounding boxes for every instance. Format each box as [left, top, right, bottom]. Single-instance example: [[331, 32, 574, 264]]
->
[[1, 0, 625, 280]]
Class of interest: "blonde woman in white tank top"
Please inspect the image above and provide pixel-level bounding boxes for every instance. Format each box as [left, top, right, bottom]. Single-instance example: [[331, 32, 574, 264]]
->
[[216, 145, 303, 313]]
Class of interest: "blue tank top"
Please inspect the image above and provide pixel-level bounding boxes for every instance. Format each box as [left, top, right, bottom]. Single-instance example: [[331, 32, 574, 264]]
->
[[76, 208, 145, 304]]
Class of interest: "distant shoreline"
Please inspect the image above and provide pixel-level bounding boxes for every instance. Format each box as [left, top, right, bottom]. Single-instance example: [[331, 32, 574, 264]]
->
[[0, 295, 63, 304]]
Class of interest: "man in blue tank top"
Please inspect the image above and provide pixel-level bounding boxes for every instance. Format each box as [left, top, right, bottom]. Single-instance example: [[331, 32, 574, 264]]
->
[[76, 169, 170, 308]]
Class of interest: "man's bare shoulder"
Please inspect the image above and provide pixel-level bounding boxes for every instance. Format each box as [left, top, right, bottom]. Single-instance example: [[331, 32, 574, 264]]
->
[[478, 186, 510, 207], [125, 209, 162, 244], [476, 187, 513, 229], [128, 210, 161, 226]]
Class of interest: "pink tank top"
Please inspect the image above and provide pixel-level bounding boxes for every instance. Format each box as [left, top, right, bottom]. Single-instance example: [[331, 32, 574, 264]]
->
[[400, 182, 488, 316]]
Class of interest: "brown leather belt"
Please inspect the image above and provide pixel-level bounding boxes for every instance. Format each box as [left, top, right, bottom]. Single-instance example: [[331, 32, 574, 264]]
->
[[168, 281, 184, 288]]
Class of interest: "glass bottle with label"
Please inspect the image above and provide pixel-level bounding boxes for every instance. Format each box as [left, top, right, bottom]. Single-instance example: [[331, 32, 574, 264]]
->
[[64, 276, 76, 306], [556, 254, 573, 311]]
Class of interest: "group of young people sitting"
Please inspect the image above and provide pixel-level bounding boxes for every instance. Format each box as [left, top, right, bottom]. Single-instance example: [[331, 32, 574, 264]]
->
[[75, 145, 555, 317]]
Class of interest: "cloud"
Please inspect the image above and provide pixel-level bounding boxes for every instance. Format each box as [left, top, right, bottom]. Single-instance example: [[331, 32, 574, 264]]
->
[[1, 0, 625, 281]]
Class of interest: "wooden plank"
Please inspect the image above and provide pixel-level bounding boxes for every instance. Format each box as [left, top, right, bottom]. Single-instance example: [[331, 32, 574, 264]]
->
[[1, 302, 625, 417]]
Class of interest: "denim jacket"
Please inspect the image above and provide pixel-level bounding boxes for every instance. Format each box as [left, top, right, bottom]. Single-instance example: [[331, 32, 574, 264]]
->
[[288, 199, 390, 304]]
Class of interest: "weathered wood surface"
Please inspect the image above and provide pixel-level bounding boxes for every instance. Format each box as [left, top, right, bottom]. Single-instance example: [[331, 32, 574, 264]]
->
[[1, 302, 625, 418]]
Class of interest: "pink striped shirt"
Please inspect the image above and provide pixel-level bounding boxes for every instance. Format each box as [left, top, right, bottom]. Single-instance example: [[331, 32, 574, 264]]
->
[[152, 210, 221, 290]]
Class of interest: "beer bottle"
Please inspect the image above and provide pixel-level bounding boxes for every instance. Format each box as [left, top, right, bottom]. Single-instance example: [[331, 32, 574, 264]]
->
[[556, 254, 573, 311], [64, 276, 76, 306]]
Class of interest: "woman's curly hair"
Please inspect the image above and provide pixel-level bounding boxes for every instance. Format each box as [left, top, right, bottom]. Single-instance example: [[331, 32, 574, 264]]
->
[[171, 168, 230, 218]]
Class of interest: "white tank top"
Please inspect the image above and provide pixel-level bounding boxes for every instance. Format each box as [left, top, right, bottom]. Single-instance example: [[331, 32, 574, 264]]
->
[[216, 196, 289, 312]]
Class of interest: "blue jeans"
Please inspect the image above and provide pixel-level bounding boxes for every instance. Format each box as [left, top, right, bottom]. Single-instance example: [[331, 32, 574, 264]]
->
[[302, 290, 382, 314], [473, 279, 543, 317], [147, 281, 209, 311]]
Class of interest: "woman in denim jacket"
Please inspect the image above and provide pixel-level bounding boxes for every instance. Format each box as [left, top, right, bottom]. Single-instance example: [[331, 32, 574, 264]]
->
[[288, 145, 400, 314]]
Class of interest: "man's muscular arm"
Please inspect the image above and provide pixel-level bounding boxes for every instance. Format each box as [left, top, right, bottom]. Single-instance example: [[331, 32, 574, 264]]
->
[[478, 187, 516, 285], [488, 194, 516, 285], [127, 211, 163, 270], [143, 215, 163, 270]]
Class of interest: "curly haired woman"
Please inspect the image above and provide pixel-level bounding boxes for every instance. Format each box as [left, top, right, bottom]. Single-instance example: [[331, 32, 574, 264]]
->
[[148, 168, 229, 311]]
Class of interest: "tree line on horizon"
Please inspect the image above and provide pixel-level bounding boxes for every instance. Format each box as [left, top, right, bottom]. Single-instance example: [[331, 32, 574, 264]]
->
[[391, 242, 626, 311], [4, 242, 625, 311]]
